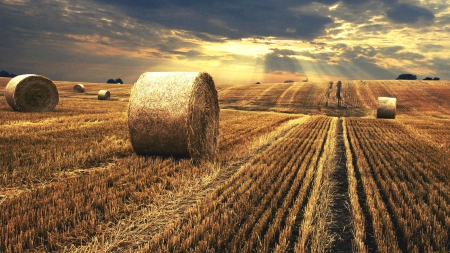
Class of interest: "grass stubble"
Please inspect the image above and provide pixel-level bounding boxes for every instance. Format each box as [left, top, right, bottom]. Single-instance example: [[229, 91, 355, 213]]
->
[[0, 78, 449, 252]]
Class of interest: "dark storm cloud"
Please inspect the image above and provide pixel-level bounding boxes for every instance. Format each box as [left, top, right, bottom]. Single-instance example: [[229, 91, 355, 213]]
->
[[0, 0, 174, 82], [0, 0, 448, 83], [322, 1, 435, 37], [341, 0, 371, 5], [386, 3, 435, 24], [91, 0, 334, 40], [0, 0, 200, 54]]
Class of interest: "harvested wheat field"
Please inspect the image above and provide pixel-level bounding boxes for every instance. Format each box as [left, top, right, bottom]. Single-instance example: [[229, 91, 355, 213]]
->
[[0, 77, 449, 252]]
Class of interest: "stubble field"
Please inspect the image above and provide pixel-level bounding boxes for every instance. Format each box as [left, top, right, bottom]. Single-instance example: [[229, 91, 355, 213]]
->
[[0, 77, 449, 252]]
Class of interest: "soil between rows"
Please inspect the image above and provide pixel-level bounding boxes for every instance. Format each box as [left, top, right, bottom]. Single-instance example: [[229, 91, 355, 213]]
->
[[330, 118, 353, 252]]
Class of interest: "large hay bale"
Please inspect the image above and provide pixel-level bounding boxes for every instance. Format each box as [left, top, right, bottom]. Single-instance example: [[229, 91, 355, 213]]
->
[[98, 90, 110, 100], [73, 83, 85, 93], [377, 97, 397, 119], [127, 72, 219, 160], [5, 74, 59, 112]]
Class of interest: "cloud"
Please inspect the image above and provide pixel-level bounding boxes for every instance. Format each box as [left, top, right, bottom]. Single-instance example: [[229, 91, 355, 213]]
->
[[431, 57, 450, 77], [269, 48, 297, 56], [332, 44, 377, 60], [419, 44, 446, 52], [376, 46, 426, 63], [378, 46, 404, 55], [395, 52, 425, 61], [1, 0, 449, 83], [264, 49, 302, 74], [386, 3, 435, 24], [349, 56, 398, 79], [91, 0, 334, 40], [342, 0, 372, 5]]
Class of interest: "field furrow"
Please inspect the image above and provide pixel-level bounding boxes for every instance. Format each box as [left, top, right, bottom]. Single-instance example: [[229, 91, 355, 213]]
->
[[1, 78, 450, 252], [327, 118, 353, 252], [276, 83, 302, 107], [0, 109, 303, 252], [346, 118, 450, 252], [142, 116, 334, 253], [251, 84, 288, 107]]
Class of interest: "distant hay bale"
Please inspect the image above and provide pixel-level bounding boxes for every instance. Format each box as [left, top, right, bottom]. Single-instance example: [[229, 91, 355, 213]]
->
[[73, 83, 85, 93], [377, 97, 397, 119], [98, 90, 110, 100], [127, 72, 219, 160], [5, 74, 59, 112]]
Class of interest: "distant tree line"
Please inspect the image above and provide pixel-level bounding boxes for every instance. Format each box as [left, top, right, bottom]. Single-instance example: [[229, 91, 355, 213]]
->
[[396, 73, 441, 80], [107, 78, 123, 84], [423, 77, 440, 80], [396, 74, 417, 80], [0, 70, 17, 78]]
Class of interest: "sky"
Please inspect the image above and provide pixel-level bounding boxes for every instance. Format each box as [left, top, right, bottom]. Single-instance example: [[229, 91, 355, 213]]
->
[[1, 0, 450, 84]]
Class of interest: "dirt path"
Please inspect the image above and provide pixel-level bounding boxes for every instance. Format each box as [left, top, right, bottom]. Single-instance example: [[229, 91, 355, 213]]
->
[[329, 118, 353, 252]]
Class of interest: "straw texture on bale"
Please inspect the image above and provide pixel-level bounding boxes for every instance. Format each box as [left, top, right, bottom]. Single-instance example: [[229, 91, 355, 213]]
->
[[377, 97, 397, 119], [98, 90, 110, 100], [5, 74, 59, 112], [73, 84, 85, 93], [127, 72, 219, 160]]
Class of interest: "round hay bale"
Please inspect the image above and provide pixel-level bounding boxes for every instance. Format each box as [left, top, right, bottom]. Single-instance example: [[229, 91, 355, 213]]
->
[[73, 83, 85, 93], [5, 74, 59, 112], [127, 72, 219, 160], [377, 97, 397, 119], [98, 90, 110, 100]]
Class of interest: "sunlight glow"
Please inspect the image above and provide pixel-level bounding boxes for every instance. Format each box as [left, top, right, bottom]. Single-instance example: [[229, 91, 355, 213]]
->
[[204, 40, 269, 58], [329, 4, 339, 11]]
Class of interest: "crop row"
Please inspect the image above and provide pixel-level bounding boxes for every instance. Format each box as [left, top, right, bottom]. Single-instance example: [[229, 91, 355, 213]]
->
[[0, 110, 302, 252], [218, 110, 299, 160], [0, 111, 132, 187], [341, 119, 367, 252], [142, 116, 334, 252], [346, 118, 449, 252], [218, 80, 450, 117], [400, 117, 450, 150]]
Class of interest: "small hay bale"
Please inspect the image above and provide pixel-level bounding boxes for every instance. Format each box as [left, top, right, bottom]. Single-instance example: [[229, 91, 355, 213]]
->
[[73, 83, 85, 93], [5, 74, 59, 112], [377, 97, 397, 119], [127, 72, 219, 160], [98, 90, 110, 100]]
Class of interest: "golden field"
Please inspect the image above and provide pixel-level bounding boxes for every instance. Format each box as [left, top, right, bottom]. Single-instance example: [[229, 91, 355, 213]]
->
[[0, 77, 449, 252]]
